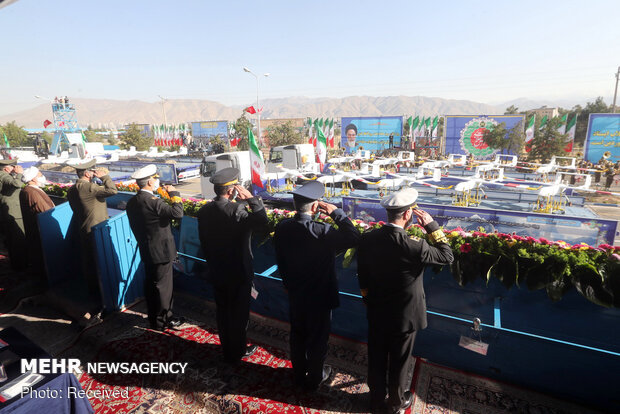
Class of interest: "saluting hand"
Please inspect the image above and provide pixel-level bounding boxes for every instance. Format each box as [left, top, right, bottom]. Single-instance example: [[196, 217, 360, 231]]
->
[[164, 185, 176, 192], [317, 201, 337, 215], [234, 185, 253, 200], [412, 209, 433, 226]]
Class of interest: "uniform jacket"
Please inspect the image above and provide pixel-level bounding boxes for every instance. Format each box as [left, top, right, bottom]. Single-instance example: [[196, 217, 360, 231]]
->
[[357, 221, 453, 332], [197, 196, 268, 286], [67, 175, 118, 235], [274, 209, 360, 310], [0, 170, 24, 223], [126, 190, 184, 265]]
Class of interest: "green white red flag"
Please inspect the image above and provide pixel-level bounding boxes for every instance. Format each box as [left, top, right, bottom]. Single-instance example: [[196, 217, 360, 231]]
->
[[315, 120, 327, 170], [556, 113, 568, 135], [564, 114, 577, 152], [524, 115, 535, 152], [539, 115, 548, 130], [431, 116, 439, 138], [248, 128, 265, 188]]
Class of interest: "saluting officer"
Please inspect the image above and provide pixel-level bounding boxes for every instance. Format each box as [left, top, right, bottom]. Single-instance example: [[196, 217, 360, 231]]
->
[[357, 188, 453, 414], [0, 159, 27, 270], [67, 159, 118, 298], [273, 181, 359, 390], [126, 164, 184, 331], [197, 168, 268, 363]]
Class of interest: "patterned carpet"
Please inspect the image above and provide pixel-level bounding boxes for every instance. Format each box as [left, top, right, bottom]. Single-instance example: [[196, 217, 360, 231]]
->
[[411, 360, 599, 414], [53, 293, 602, 414], [61, 296, 371, 413]]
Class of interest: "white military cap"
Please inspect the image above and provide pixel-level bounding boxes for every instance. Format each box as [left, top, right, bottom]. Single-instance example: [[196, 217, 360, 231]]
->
[[22, 166, 39, 183], [131, 164, 159, 180], [380, 187, 419, 209]]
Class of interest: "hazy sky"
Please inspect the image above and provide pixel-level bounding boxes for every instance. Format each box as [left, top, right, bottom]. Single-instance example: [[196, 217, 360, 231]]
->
[[1, 0, 618, 116]]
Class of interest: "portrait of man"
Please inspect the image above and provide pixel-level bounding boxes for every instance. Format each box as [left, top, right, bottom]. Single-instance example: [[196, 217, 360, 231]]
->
[[344, 123, 358, 153]]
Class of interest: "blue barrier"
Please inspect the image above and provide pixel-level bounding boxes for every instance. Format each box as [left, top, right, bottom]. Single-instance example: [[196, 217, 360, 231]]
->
[[37, 202, 620, 411], [91, 212, 145, 311]]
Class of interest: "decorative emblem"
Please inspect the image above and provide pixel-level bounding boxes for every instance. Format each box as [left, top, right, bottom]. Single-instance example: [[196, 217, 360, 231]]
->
[[459, 117, 499, 158]]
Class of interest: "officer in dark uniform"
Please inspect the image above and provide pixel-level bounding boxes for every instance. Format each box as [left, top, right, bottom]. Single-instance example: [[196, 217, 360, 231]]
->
[[197, 168, 268, 363], [273, 181, 359, 390], [126, 164, 184, 331], [67, 159, 118, 299], [0, 159, 26, 270], [357, 188, 453, 414]]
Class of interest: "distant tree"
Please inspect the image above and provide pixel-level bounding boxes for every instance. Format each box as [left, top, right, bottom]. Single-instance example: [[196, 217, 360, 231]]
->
[[107, 131, 117, 145], [84, 127, 104, 142], [266, 121, 304, 147], [231, 114, 254, 151], [40, 131, 53, 145], [571, 96, 610, 146], [120, 123, 153, 151], [481, 121, 525, 155], [527, 117, 568, 162], [506, 120, 526, 155], [504, 105, 520, 115], [209, 135, 227, 154], [481, 122, 508, 152], [0, 121, 29, 147]]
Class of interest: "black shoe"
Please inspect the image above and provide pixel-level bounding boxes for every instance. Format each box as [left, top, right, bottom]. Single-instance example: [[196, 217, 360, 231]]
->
[[391, 391, 413, 414], [243, 344, 258, 358], [305, 365, 332, 391], [166, 316, 185, 328]]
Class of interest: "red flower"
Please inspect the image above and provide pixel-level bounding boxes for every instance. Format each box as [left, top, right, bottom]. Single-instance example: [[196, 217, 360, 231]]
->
[[460, 243, 472, 253], [539, 237, 550, 245]]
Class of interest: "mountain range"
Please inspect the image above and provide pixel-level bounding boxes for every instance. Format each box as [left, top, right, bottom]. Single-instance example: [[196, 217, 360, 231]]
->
[[0, 95, 585, 129]]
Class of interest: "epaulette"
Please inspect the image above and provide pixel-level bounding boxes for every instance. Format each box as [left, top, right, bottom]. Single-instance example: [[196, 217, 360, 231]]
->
[[409, 235, 421, 242]]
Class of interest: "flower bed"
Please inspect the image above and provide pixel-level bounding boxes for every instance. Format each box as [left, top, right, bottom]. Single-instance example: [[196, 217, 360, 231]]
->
[[42, 183, 620, 308]]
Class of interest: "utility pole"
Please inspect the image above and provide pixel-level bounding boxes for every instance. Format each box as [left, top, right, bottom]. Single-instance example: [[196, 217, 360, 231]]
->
[[612, 66, 620, 114], [158, 95, 168, 125]]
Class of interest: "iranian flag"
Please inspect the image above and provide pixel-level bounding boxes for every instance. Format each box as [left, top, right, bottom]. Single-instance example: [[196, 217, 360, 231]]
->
[[524, 115, 535, 152], [556, 114, 568, 135], [407, 116, 413, 137], [539, 115, 548, 131], [420, 117, 428, 136], [248, 128, 265, 188], [3, 132, 9, 148], [328, 118, 335, 147], [412, 116, 420, 137], [431, 116, 439, 138], [564, 114, 577, 152], [315, 120, 327, 170]]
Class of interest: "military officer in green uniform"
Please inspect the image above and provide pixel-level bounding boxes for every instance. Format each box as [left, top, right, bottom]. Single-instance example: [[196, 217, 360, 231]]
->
[[67, 159, 118, 299], [0, 159, 27, 270]]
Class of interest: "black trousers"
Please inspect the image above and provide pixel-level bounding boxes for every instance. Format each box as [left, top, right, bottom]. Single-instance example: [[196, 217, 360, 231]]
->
[[144, 261, 174, 329], [80, 233, 101, 300], [213, 278, 252, 362], [1, 218, 27, 271], [288, 303, 331, 387], [367, 318, 417, 411]]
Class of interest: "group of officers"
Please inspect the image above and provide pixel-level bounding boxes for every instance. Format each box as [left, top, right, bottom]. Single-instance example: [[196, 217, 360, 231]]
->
[[126, 164, 453, 414], [1, 158, 454, 414]]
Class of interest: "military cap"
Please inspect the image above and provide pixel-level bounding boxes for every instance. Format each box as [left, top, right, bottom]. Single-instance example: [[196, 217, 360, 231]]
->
[[131, 164, 159, 180], [0, 158, 17, 166], [70, 159, 96, 171], [291, 181, 325, 201], [210, 167, 239, 185], [380, 187, 418, 209]]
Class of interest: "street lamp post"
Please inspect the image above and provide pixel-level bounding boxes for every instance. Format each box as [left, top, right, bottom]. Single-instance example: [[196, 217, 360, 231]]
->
[[158, 95, 168, 125], [243, 67, 269, 144]]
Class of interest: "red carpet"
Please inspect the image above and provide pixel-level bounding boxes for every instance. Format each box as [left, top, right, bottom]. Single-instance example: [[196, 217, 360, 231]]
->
[[74, 319, 369, 413]]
